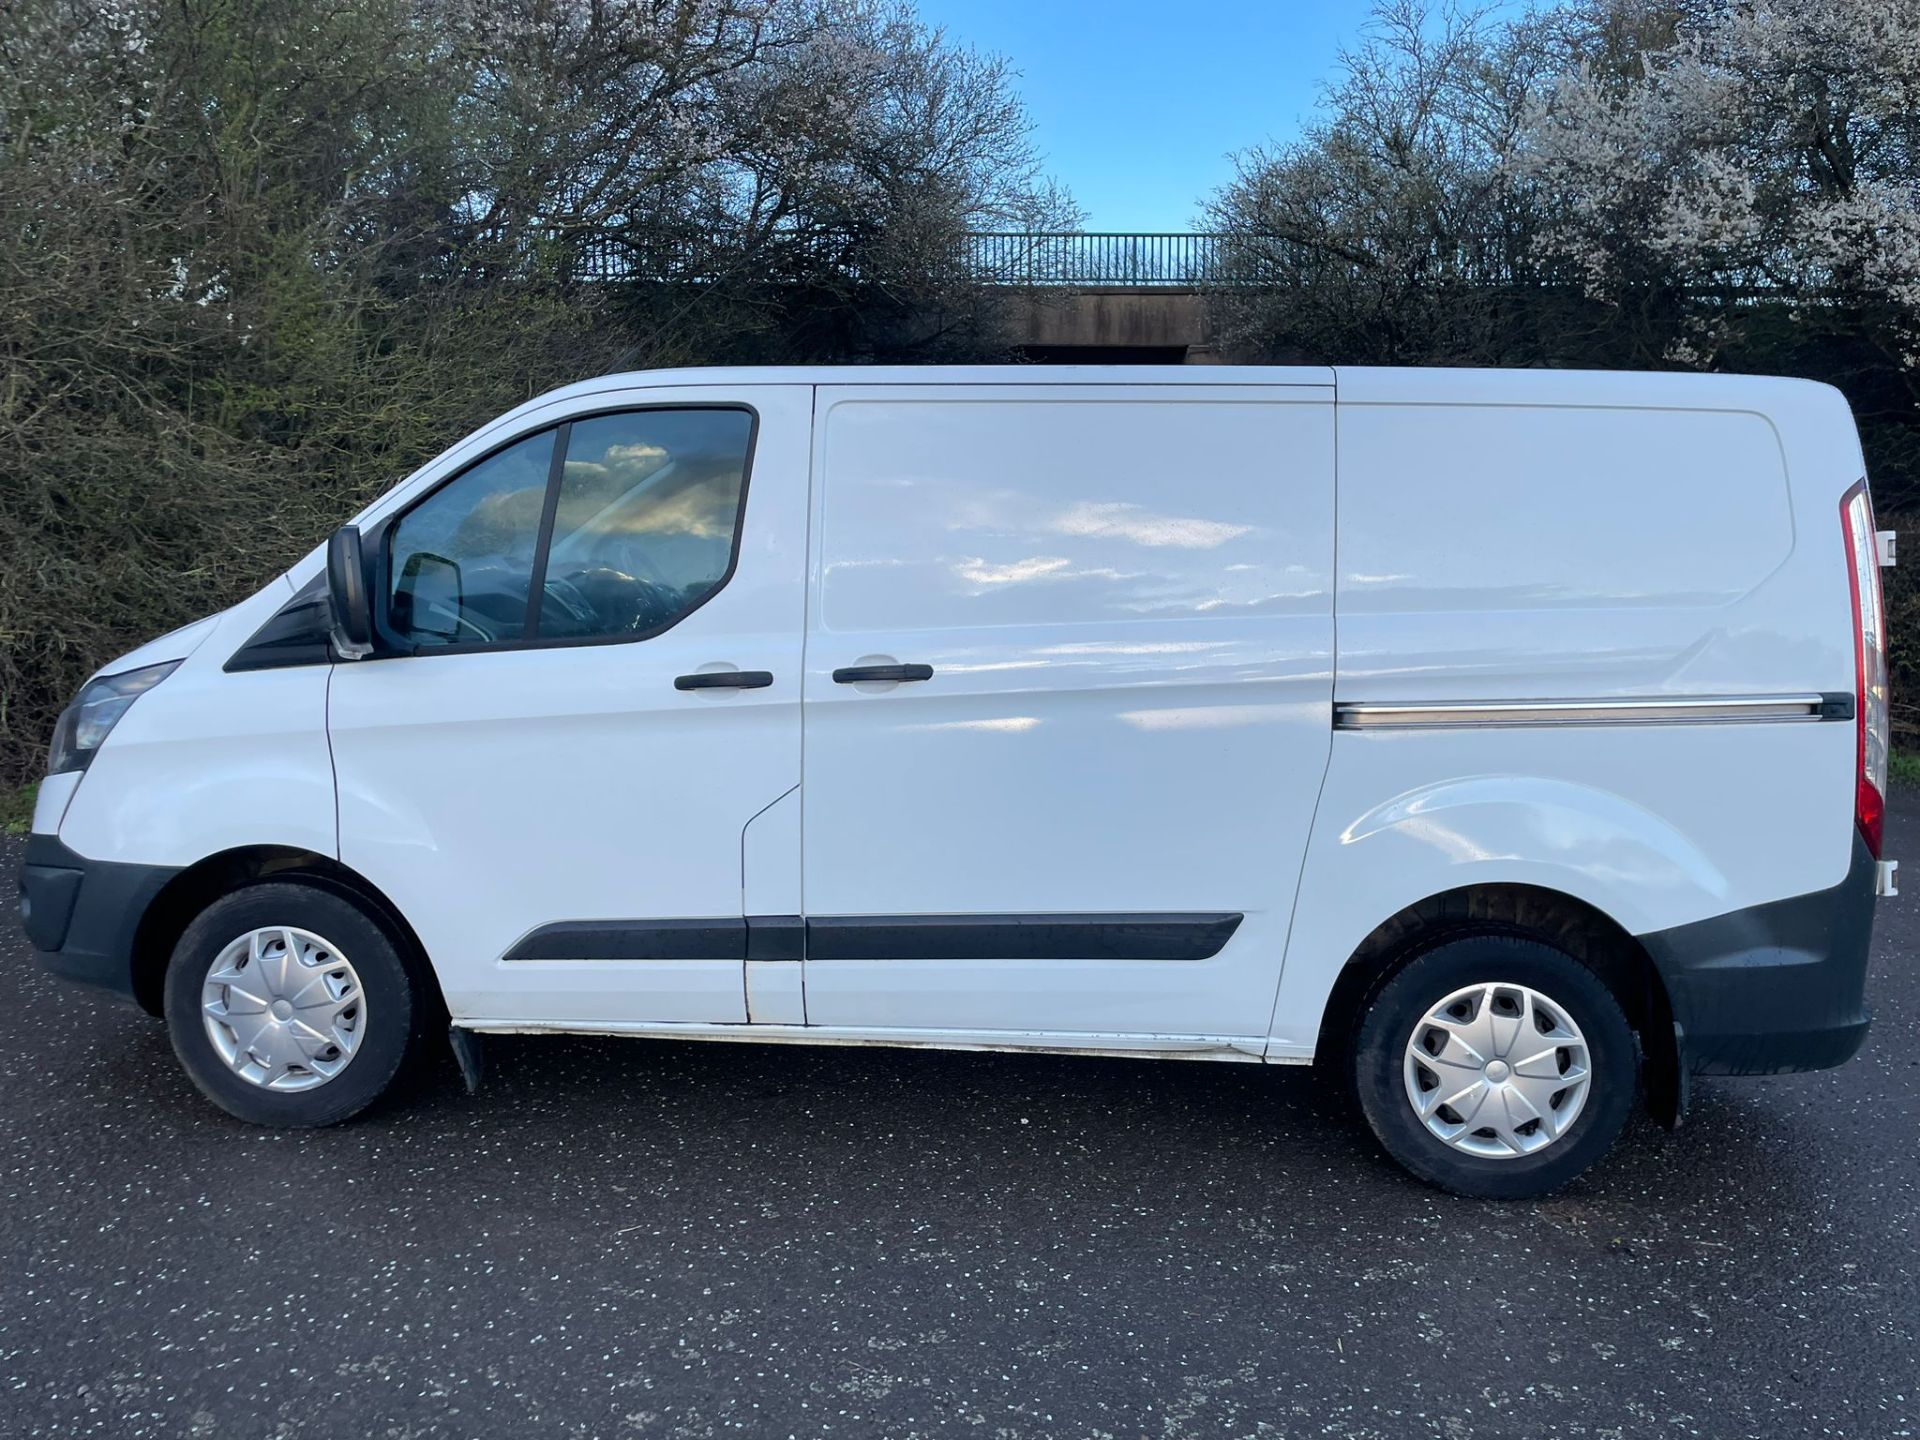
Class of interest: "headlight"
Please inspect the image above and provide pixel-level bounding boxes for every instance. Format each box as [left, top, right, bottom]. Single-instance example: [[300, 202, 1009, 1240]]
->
[[46, 661, 180, 775]]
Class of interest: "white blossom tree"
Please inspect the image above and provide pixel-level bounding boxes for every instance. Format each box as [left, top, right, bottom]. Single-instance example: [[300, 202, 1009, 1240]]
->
[[1515, 0, 1920, 372], [1206, 0, 1920, 730], [1203, 2, 1585, 362], [1208, 0, 1920, 473]]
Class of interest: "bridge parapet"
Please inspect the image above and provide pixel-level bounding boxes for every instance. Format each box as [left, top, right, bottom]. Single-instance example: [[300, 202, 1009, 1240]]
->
[[967, 233, 1232, 288], [565, 230, 1267, 358], [567, 230, 1286, 290]]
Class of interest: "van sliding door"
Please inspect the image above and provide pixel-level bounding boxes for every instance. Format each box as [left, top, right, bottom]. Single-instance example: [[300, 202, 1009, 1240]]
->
[[798, 382, 1336, 1047]]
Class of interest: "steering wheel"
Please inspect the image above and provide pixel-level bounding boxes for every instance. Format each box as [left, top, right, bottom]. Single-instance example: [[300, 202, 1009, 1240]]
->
[[416, 597, 495, 645], [540, 574, 599, 628]]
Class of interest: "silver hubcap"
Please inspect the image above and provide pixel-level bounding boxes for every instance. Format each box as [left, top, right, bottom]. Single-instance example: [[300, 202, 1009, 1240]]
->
[[200, 927, 366, 1091], [1403, 982, 1592, 1159]]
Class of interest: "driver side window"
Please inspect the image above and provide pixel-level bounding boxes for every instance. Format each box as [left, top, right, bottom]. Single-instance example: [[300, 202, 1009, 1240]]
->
[[537, 409, 753, 641], [385, 408, 753, 651]]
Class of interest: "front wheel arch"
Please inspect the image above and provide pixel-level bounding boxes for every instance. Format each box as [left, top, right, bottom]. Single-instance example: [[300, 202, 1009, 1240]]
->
[[131, 847, 445, 1029]]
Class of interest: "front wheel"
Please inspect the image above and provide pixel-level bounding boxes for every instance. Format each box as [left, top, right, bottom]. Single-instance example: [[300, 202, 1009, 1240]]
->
[[1353, 935, 1639, 1199], [163, 881, 417, 1127]]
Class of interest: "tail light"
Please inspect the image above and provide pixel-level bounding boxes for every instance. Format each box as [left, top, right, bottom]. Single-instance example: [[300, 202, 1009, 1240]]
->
[[1841, 481, 1888, 857]]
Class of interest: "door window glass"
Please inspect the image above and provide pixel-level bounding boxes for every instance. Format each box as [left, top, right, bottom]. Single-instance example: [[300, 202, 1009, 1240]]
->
[[387, 431, 555, 647], [536, 409, 754, 640]]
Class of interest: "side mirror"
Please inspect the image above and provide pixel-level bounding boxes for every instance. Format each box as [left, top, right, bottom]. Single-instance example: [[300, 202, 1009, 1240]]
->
[[392, 551, 465, 645], [326, 524, 375, 659]]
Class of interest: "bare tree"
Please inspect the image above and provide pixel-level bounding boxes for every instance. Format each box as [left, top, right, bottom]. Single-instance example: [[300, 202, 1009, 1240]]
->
[[1204, 3, 1566, 363], [0, 0, 1072, 786]]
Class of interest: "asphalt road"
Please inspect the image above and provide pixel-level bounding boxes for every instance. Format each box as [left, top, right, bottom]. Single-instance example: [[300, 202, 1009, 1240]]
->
[[2, 813, 1917, 1440]]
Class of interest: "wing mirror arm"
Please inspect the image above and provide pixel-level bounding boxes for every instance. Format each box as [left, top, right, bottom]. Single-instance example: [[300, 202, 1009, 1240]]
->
[[326, 524, 377, 660]]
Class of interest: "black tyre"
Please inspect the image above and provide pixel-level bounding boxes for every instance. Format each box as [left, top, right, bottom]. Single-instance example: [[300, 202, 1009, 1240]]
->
[[163, 881, 417, 1127], [1353, 935, 1638, 1199]]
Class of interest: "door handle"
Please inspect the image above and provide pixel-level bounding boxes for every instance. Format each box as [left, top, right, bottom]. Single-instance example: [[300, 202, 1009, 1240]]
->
[[674, 670, 774, 691], [832, 663, 934, 684]]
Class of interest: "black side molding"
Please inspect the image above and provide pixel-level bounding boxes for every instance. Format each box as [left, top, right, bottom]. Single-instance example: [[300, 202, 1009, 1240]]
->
[[504, 919, 746, 962], [747, 914, 804, 961], [503, 912, 1243, 963], [807, 912, 1242, 961]]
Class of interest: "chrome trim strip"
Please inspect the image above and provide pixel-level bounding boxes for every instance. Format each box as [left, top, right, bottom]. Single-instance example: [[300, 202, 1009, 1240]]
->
[[1334, 695, 1831, 730]]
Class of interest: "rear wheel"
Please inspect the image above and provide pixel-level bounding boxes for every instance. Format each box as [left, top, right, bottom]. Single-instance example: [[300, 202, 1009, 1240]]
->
[[1353, 935, 1638, 1198], [163, 882, 417, 1127]]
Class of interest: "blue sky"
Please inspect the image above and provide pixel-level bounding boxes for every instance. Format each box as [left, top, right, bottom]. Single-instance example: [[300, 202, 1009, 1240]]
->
[[916, 0, 1387, 231]]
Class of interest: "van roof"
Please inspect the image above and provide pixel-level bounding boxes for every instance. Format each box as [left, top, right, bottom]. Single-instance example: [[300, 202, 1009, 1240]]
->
[[479, 364, 1845, 442], [547, 361, 1832, 394], [561, 363, 1339, 390]]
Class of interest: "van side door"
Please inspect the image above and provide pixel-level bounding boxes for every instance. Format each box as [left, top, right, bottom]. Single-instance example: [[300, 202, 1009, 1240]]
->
[[327, 385, 811, 1027], [799, 382, 1336, 1048]]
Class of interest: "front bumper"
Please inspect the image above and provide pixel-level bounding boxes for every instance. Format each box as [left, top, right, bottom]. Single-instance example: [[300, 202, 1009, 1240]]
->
[[1639, 833, 1879, 1076], [17, 833, 178, 1010]]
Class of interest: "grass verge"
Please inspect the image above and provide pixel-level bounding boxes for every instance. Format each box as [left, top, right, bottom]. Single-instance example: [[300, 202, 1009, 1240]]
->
[[1893, 749, 1920, 790], [2, 783, 35, 836]]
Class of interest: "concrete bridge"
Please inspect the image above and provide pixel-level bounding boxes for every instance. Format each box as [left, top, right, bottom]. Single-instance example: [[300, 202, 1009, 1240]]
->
[[573, 228, 1704, 361], [572, 230, 1239, 362], [972, 233, 1222, 364]]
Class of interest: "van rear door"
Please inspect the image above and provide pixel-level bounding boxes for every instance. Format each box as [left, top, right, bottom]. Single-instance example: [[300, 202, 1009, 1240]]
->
[[799, 380, 1335, 1047]]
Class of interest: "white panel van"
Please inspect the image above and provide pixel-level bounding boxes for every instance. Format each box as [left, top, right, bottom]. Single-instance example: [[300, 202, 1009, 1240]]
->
[[17, 366, 1894, 1198]]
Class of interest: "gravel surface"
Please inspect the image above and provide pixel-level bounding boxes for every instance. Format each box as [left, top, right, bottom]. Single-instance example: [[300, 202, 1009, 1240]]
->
[[2, 808, 1917, 1439]]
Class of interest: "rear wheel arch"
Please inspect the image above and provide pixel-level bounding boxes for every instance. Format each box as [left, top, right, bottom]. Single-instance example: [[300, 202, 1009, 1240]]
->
[[131, 847, 445, 1027], [1315, 883, 1681, 1125]]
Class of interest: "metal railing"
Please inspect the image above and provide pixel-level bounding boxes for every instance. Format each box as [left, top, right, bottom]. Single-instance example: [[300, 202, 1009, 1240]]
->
[[966, 232, 1230, 287], [561, 230, 1264, 288], [554, 229, 1775, 292]]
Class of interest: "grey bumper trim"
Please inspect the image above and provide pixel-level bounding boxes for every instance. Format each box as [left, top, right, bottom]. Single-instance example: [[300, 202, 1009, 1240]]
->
[[1638, 833, 1877, 1076], [19, 833, 179, 1012]]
